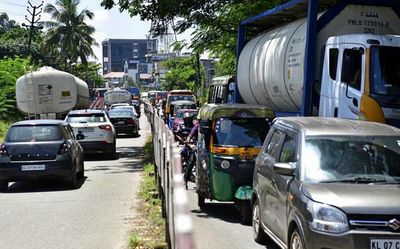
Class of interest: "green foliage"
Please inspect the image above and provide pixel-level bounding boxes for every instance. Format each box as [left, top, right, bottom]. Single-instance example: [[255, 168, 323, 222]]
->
[[0, 57, 30, 121], [161, 56, 200, 91], [0, 121, 11, 142], [144, 135, 154, 162], [70, 62, 105, 88], [41, 0, 97, 69]]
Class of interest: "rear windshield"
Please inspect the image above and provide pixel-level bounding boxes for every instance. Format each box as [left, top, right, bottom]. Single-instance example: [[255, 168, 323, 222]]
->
[[108, 110, 133, 117], [6, 125, 63, 142], [66, 113, 106, 123], [168, 95, 194, 103]]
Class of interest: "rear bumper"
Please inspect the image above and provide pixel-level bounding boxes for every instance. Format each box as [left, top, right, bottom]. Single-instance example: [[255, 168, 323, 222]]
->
[[0, 155, 74, 181], [114, 125, 137, 134], [79, 141, 115, 154]]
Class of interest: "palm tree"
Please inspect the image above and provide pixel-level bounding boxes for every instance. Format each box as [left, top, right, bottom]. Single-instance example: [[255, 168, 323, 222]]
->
[[41, 0, 97, 70]]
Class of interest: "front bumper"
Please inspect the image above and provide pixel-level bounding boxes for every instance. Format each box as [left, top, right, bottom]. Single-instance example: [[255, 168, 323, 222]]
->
[[306, 226, 400, 249], [0, 154, 74, 181]]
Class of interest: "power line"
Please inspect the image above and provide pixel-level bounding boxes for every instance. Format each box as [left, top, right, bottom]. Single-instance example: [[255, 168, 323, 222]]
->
[[1, 0, 27, 8], [0, 9, 26, 17]]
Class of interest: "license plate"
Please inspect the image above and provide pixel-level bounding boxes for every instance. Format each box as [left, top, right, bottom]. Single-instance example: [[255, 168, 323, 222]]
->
[[117, 121, 125, 124], [371, 239, 400, 249], [78, 127, 94, 133], [21, 164, 45, 171]]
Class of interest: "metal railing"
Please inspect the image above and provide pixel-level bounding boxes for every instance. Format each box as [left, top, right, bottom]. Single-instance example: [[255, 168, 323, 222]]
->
[[144, 100, 196, 249]]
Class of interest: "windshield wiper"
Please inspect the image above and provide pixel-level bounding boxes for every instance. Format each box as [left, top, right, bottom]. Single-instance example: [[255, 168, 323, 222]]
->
[[320, 177, 387, 184]]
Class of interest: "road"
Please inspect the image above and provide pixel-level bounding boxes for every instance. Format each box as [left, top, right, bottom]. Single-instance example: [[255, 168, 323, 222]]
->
[[186, 183, 280, 249], [0, 115, 151, 249]]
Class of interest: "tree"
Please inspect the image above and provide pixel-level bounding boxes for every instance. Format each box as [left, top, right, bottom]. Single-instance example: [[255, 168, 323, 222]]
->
[[0, 13, 18, 35], [70, 62, 106, 88], [0, 57, 30, 121], [41, 0, 97, 70], [161, 56, 200, 91]]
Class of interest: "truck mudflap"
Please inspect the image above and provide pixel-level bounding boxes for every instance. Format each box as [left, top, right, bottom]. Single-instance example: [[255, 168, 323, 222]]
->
[[234, 185, 252, 200]]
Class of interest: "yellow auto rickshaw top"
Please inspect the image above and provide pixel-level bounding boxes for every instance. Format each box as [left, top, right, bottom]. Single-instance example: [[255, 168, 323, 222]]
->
[[198, 103, 275, 120]]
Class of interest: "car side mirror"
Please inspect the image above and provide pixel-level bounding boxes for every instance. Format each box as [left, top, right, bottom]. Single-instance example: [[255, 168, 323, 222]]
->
[[273, 162, 296, 176], [76, 132, 85, 141]]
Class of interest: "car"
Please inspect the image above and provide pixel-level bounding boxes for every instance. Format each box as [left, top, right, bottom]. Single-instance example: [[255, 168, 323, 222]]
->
[[109, 103, 130, 110], [0, 119, 84, 190], [65, 109, 117, 159], [252, 117, 400, 249], [107, 108, 139, 137], [113, 105, 140, 130], [172, 109, 198, 133]]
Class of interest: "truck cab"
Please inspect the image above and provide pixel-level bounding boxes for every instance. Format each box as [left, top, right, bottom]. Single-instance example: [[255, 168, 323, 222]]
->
[[319, 34, 400, 126]]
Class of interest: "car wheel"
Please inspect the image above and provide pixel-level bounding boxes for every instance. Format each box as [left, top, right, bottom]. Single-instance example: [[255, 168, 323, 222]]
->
[[107, 142, 117, 159], [239, 200, 252, 225], [0, 180, 8, 192], [198, 194, 205, 209], [253, 200, 269, 243], [290, 229, 305, 249], [77, 158, 84, 179], [67, 170, 78, 189]]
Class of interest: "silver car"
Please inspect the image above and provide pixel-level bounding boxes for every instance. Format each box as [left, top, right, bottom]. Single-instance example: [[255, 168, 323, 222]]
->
[[65, 109, 117, 159], [252, 117, 400, 249]]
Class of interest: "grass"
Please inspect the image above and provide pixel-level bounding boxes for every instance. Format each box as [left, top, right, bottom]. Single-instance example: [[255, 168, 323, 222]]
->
[[129, 136, 166, 249]]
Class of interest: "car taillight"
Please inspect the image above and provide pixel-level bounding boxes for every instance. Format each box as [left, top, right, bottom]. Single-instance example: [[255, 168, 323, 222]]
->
[[99, 125, 113, 130], [127, 119, 135, 125], [0, 143, 8, 156], [59, 143, 71, 154]]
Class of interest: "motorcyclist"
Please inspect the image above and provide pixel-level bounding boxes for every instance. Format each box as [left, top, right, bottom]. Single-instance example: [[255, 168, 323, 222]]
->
[[175, 112, 195, 143]]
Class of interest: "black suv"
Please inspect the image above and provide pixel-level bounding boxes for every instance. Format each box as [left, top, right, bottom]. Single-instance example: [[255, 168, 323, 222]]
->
[[252, 117, 400, 249]]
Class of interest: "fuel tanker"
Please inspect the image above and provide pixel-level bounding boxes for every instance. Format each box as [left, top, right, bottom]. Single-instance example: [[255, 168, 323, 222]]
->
[[16, 66, 90, 119], [235, 2, 400, 126]]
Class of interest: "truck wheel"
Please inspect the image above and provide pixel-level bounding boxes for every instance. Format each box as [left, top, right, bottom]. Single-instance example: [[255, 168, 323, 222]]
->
[[253, 200, 269, 244], [198, 194, 205, 209], [0, 180, 8, 192], [239, 200, 252, 225], [290, 229, 305, 249]]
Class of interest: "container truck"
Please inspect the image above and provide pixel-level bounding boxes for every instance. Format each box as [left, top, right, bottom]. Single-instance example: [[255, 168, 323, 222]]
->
[[16, 66, 90, 119], [235, 0, 400, 127], [103, 88, 132, 108]]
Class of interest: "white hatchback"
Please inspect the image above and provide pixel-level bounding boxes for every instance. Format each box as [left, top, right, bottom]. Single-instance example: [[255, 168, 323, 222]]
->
[[65, 109, 117, 159]]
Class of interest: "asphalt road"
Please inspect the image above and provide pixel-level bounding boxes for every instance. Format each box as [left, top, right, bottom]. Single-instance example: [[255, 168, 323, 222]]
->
[[0, 115, 151, 249], [186, 180, 280, 249]]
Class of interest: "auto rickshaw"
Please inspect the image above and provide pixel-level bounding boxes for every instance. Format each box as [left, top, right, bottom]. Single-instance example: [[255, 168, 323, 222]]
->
[[196, 104, 274, 224]]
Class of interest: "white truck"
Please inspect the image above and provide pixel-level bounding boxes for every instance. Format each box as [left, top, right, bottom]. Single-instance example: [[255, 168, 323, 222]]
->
[[103, 88, 132, 107], [236, 1, 400, 126], [16, 66, 90, 119]]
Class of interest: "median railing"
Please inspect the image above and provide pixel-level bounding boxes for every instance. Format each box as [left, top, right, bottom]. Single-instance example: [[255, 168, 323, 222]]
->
[[144, 100, 196, 249]]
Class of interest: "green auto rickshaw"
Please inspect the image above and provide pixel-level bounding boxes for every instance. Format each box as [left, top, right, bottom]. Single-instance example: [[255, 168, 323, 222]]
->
[[196, 104, 274, 224]]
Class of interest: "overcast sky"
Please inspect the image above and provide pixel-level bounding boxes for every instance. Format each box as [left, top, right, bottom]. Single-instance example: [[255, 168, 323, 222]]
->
[[1, 0, 191, 62]]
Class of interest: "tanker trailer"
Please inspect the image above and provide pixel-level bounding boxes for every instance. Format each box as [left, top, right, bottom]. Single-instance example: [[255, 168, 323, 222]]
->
[[16, 66, 90, 119], [237, 3, 400, 126]]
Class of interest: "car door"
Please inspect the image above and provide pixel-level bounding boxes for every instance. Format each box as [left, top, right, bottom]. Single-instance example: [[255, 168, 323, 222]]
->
[[269, 130, 298, 242], [337, 45, 365, 119], [256, 127, 284, 229]]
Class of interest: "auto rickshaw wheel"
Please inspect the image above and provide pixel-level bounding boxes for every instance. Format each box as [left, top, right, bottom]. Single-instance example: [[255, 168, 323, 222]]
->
[[239, 200, 252, 225], [198, 194, 205, 209]]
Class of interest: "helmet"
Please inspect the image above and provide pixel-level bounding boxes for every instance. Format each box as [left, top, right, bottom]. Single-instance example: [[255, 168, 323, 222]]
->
[[183, 112, 194, 127]]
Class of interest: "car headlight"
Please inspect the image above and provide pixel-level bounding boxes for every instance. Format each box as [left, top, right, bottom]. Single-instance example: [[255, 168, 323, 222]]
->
[[307, 200, 349, 234], [220, 160, 230, 169]]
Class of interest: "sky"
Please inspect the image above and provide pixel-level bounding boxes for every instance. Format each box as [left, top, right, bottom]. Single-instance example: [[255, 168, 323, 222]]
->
[[0, 0, 191, 63]]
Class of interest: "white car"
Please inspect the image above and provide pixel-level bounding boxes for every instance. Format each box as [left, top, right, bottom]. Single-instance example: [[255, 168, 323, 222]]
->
[[65, 109, 117, 159], [109, 103, 130, 110]]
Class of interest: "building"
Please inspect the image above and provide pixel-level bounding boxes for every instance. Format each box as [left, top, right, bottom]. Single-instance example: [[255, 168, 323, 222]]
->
[[102, 38, 157, 78]]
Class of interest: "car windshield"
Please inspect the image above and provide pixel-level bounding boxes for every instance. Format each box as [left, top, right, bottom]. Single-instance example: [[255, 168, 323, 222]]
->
[[370, 46, 400, 96], [176, 111, 198, 119], [302, 136, 400, 183], [213, 118, 269, 147], [6, 125, 63, 142], [66, 113, 106, 123], [108, 110, 133, 117], [169, 95, 194, 102]]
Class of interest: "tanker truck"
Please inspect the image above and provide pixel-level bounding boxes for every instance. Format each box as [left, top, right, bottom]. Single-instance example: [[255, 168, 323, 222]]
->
[[235, 0, 400, 127], [16, 66, 90, 119]]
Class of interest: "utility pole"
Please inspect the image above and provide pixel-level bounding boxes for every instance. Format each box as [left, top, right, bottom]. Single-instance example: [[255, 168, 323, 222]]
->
[[22, 0, 44, 56]]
